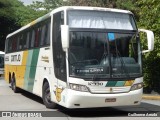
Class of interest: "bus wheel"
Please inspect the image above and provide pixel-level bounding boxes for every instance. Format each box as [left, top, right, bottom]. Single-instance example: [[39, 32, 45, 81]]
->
[[11, 76, 19, 93], [42, 82, 56, 109]]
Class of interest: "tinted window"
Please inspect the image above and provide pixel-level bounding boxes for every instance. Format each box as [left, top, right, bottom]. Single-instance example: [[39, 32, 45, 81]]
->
[[53, 11, 66, 81], [8, 38, 12, 52], [6, 18, 51, 53], [30, 30, 35, 48]]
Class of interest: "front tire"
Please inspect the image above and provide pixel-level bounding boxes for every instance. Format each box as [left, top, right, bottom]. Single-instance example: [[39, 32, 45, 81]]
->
[[42, 82, 57, 109]]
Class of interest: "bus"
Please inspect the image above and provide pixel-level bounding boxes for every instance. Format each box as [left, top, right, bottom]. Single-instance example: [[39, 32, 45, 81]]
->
[[0, 51, 5, 77], [5, 6, 154, 109]]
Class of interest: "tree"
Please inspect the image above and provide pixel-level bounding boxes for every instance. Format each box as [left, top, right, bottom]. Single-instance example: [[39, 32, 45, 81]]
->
[[0, 0, 20, 51], [28, 0, 63, 12], [135, 0, 160, 93], [0, 0, 47, 51], [64, 0, 116, 7]]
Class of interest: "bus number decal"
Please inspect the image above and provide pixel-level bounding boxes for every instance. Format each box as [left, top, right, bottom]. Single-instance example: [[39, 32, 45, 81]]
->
[[88, 82, 103, 86]]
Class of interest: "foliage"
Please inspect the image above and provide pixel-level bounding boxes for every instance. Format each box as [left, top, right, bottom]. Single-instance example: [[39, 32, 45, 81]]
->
[[13, 1, 47, 26], [0, 0, 47, 51], [28, 0, 63, 12], [0, 0, 20, 51], [135, 0, 160, 93]]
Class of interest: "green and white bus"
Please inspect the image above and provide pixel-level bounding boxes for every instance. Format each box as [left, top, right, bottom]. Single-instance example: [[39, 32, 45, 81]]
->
[[5, 6, 154, 108]]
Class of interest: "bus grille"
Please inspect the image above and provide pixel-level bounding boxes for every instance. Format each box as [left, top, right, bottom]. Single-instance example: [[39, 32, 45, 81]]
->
[[89, 86, 131, 94]]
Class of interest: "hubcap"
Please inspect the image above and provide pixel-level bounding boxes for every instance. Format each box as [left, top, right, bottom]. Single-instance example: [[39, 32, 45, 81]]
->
[[45, 88, 51, 103]]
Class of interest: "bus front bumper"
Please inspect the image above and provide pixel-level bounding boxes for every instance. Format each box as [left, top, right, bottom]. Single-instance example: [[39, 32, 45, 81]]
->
[[66, 89, 142, 108]]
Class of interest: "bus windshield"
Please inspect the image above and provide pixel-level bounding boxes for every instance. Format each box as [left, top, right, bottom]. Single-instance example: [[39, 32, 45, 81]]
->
[[68, 31, 142, 79], [68, 10, 136, 30]]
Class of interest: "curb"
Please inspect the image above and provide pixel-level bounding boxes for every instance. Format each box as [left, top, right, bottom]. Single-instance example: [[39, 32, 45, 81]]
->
[[142, 95, 160, 100]]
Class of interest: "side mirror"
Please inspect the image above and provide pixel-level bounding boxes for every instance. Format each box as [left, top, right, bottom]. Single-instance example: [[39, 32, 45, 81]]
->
[[61, 25, 69, 52], [138, 29, 154, 53]]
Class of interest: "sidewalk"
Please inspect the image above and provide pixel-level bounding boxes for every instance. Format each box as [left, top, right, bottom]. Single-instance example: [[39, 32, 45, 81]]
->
[[142, 94, 160, 100]]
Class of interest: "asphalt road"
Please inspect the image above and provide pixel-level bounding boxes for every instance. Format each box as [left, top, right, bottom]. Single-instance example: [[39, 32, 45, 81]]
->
[[0, 77, 159, 120]]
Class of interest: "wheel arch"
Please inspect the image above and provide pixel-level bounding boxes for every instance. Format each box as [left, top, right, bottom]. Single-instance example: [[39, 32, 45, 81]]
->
[[41, 77, 52, 97]]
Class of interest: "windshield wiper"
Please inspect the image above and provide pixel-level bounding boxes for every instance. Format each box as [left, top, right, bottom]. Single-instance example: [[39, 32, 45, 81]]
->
[[112, 50, 130, 78], [92, 42, 109, 81], [112, 39, 130, 78]]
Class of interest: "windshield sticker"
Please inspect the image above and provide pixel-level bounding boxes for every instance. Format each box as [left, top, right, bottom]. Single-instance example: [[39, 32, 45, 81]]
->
[[108, 33, 115, 41]]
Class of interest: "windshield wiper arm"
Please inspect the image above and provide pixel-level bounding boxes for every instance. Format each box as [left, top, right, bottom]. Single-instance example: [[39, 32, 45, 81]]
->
[[116, 51, 130, 78]]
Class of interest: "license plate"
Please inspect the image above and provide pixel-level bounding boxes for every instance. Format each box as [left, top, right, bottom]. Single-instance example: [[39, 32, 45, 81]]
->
[[105, 98, 116, 102]]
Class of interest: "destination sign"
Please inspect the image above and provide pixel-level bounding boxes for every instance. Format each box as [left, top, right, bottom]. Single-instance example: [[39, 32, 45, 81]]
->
[[76, 67, 104, 74]]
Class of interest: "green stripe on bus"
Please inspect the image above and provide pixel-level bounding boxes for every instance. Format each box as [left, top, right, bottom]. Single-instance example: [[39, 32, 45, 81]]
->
[[115, 81, 125, 87], [28, 49, 40, 92], [24, 50, 33, 90], [106, 81, 126, 87], [106, 81, 117, 87], [24, 49, 40, 92]]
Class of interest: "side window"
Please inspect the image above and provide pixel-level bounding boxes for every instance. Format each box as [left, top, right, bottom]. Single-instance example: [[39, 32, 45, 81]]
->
[[26, 32, 30, 49], [28, 30, 33, 49], [40, 20, 51, 46], [46, 22, 50, 45], [53, 11, 66, 81], [34, 28, 39, 47], [30, 29, 35, 48], [19, 34, 24, 50], [5, 38, 9, 53], [8, 38, 12, 52], [40, 25, 46, 46], [23, 33, 28, 49], [12, 37, 17, 51]]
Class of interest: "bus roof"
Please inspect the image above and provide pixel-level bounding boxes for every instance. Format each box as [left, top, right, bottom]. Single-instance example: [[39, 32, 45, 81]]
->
[[53, 6, 132, 14], [6, 6, 133, 38]]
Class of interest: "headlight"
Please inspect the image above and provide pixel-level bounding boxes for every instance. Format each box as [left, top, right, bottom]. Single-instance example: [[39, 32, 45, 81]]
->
[[130, 83, 143, 91], [69, 83, 89, 92]]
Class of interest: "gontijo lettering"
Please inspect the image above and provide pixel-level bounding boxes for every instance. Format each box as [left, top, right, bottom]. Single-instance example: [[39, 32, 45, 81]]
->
[[11, 54, 21, 62]]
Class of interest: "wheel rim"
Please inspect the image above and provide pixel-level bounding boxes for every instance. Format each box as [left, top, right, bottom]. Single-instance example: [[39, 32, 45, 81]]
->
[[45, 88, 52, 104]]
